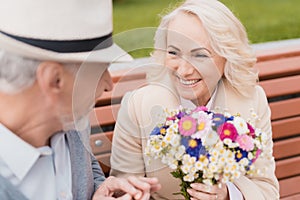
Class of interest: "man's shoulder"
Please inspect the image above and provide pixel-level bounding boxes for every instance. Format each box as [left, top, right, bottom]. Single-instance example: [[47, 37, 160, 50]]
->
[[0, 174, 28, 200]]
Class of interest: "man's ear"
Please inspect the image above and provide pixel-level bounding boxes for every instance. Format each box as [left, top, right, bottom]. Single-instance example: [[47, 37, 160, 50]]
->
[[36, 61, 65, 101]]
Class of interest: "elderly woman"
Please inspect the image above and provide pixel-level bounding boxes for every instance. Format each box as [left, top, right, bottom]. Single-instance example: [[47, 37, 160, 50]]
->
[[110, 0, 279, 199]]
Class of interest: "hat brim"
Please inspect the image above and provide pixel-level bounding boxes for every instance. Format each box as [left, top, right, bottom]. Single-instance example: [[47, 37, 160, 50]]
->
[[0, 32, 133, 63]]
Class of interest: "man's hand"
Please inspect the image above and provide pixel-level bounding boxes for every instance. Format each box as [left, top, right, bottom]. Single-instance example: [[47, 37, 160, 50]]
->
[[92, 176, 161, 200]]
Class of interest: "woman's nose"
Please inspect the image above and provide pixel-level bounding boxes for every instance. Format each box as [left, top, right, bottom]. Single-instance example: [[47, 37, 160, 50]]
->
[[176, 57, 194, 77]]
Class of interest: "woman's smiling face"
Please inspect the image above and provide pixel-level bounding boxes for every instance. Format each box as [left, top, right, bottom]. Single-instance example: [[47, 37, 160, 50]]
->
[[165, 12, 226, 105]]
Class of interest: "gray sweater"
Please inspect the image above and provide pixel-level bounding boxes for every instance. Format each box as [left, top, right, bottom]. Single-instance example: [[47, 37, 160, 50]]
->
[[0, 130, 105, 200]]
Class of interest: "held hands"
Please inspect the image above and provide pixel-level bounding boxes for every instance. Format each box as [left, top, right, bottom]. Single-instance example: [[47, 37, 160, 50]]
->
[[92, 176, 161, 200], [187, 183, 229, 200]]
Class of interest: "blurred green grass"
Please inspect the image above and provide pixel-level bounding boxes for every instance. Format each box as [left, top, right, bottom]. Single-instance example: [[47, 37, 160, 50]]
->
[[113, 0, 300, 58]]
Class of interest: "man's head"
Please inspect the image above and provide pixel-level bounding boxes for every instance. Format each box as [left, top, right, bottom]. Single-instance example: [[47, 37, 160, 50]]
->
[[0, 0, 131, 144], [0, 50, 113, 142]]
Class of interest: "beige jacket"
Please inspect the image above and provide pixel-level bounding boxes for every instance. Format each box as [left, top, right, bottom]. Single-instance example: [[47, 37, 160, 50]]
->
[[110, 79, 280, 200]]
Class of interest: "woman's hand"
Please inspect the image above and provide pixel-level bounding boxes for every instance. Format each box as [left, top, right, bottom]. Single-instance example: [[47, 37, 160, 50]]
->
[[92, 176, 161, 200], [187, 183, 229, 200]]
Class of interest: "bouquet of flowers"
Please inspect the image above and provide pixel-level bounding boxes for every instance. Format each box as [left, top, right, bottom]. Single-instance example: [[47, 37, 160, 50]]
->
[[145, 106, 267, 199]]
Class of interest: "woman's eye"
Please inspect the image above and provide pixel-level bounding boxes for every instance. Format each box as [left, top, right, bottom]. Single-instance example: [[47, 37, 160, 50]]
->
[[168, 50, 178, 56], [194, 54, 208, 58]]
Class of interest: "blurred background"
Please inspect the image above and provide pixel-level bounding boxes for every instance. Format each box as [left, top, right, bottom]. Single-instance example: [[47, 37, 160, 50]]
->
[[112, 0, 300, 58]]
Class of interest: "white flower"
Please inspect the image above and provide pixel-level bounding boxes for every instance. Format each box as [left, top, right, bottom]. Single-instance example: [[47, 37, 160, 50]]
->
[[202, 130, 219, 146], [248, 152, 254, 160], [171, 134, 181, 147], [223, 138, 232, 146], [233, 116, 248, 135], [191, 111, 213, 139], [183, 173, 195, 182], [239, 158, 249, 166], [175, 145, 186, 160], [208, 163, 218, 173], [181, 164, 191, 174], [203, 179, 213, 186]]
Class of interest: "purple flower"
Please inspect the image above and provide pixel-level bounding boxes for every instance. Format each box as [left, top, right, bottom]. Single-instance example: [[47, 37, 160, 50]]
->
[[176, 111, 185, 119], [235, 149, 248, 162], [181, 137, 206, 159], [150, 126, 161, 136], [212, 113, 226, 128]]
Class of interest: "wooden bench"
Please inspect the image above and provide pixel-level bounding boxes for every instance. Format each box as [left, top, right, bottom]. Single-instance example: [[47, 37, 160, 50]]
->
[[90, 46, 300, 199]]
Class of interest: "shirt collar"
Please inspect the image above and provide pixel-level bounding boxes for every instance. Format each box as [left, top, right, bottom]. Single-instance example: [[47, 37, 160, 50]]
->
[[0, 123, 51, 181], [180, 86, 218, 109]]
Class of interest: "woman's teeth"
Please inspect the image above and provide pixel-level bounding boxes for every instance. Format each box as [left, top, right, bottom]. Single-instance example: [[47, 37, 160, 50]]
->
[[179, 78, 201, 85]]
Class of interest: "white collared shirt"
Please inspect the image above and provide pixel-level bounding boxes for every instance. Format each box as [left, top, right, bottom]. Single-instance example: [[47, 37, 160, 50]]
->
[[180, 88, 244, 200], [0, 123, 72, 200]]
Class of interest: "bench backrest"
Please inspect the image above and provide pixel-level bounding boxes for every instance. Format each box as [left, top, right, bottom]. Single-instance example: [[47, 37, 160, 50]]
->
[[90, 47, 300, 199]]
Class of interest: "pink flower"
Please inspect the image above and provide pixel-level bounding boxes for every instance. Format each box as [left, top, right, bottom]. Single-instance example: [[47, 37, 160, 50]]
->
[[252, 149, 262, 163], [178, 116, 197, 136], [236, 135, 254, 151], [193, 106, 208, 112], [247, 123, 255, 138], [218, 122, 238, 141]]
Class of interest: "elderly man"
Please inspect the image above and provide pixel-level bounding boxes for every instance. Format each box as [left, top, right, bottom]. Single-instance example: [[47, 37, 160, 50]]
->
[[0, 0, 160, 200]]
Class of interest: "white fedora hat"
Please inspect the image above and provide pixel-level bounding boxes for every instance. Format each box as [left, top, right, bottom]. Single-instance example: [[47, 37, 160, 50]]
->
[[0, 0, 132, 63]]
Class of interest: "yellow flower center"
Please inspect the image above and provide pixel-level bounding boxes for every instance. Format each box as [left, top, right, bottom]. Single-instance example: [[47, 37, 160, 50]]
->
[[182, 120, 192, 130], [154, 144, 160, 150], [198, 122, 206, 131], [160, 128, 166, 134], [237, 152, 242, 159], [224, 129, 231, 136], [189, 139, 198, 148]]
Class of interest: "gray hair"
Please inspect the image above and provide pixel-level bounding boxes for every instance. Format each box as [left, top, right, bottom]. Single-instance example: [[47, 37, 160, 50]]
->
[[0, 50, 79, 94], [0, 50, 40, 94], [150, 0, 258, 97]]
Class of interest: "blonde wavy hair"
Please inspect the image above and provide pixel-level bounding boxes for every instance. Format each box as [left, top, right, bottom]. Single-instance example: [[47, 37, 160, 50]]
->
[[149, 0, 258, 97]]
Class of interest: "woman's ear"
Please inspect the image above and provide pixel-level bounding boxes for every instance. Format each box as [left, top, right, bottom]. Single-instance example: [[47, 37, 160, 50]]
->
[[36, 61, 65, 101]]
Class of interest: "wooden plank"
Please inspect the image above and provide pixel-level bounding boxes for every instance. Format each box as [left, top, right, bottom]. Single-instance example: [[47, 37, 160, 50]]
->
[[279, 176, 300, 198], [270, 98, 300, 120], [275, 157, 300, 179], [110, 68, 146, 83], [90, 104, 120, 127], [256, 56, 300, 80], [256, 46, 300, 62], [281, 193, 300, 200], [90, 132, 113, 155], [272, 116, 300, 139], [274, 137, 300, 160], [96, 78, 147, 105], [259, 75, 300, 99], [96, 153, 111, 175]]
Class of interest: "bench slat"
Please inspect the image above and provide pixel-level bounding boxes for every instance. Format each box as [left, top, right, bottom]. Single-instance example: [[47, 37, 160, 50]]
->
[[275, 156, 300, 179], [256, 56, 300, 80], [274, 137, 300, 160], [259, 75, 300, 99], [279, 176, 300, 198], [97, 79, 147, 106], [110, 68, 146, 83], [256, 47, 300, 62], [281, 193, 300, 200], [90, 132, 113, 155], [270, 98, 300, 120], [96, 153, 111, 175], [90, 104, 120, 127], [272, 116, 300, 139]]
